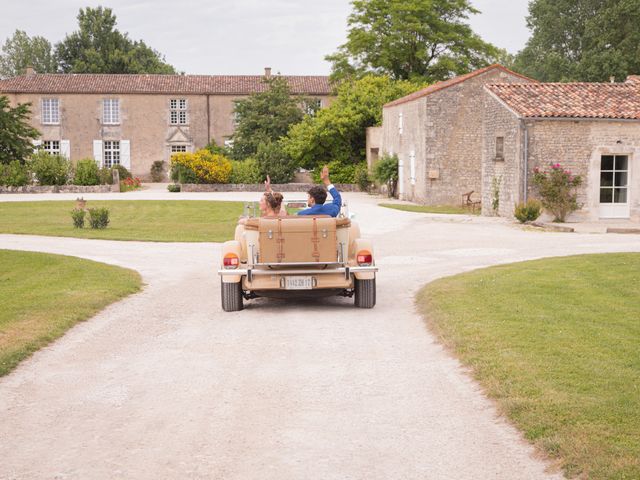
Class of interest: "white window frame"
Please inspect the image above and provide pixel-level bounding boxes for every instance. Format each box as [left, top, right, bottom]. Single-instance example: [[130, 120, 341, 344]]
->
[[170, 145, 188, 153], [398, 112, 403, 135], [303, 98, 322, 115], [103, 140, 121, 168], [170, 98, 188, 125], [42, 140, 60, 155], [103, 99, 120, 125], [41, 98, 60, 124]]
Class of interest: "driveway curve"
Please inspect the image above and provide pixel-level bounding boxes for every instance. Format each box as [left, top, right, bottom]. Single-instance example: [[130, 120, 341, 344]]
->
[[1, 192, 640, 480]]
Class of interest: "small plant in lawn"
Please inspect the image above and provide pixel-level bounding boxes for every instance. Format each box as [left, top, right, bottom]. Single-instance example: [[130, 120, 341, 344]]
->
[[88, 208, 109, 229], [70, 208, 86, 228], [514, 199, 542, 223], [120, 177, 141, 191], [167, 184, 181, 192], [150, 160, 165, 182], [532, 163, 582, 222]]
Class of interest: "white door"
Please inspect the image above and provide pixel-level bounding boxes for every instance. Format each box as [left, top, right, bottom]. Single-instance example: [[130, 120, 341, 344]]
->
[[599, 155, 630, 218]]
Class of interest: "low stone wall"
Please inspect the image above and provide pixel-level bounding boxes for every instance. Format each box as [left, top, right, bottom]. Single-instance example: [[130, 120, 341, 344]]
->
[[0, 185, 114, 194], [180, 183, 360, 192]]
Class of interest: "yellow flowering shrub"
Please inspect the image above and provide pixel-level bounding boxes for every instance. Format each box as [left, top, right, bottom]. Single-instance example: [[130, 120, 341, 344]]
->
[[170, 149, 232, 184]]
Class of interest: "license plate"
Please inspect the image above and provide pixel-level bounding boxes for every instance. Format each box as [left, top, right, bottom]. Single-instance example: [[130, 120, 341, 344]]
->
[[285, 276, 313, 290]]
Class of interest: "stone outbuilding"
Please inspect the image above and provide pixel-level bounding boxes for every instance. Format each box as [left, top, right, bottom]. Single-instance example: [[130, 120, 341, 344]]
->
[[483, 80, 640, 222], [375, 64, 533, 204], [0, 68, 332, 180]]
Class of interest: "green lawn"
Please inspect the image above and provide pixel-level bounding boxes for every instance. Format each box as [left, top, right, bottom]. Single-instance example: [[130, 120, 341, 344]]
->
[[0, 200, 244, 242], [379, 203, 478, 215], [417, 254, 640, 479], [0, 250, 142, 376]]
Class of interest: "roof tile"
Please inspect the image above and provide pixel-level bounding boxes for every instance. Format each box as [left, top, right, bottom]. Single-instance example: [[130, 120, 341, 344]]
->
[[0, 74, 332, 95], [485, 83, 640, 119], [384, 64, 535, 108]]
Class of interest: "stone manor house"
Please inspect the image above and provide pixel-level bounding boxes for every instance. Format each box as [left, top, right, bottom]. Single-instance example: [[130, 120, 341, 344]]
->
[[0, 68, 332, 180], [369, 64, 640, 222]]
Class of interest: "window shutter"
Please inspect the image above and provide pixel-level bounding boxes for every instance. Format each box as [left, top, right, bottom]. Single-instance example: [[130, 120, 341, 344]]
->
[[409, 150, 416, 185], [60, 140, 71, 160], [93, 140, 103, 167], [120, 140, 131, 169]]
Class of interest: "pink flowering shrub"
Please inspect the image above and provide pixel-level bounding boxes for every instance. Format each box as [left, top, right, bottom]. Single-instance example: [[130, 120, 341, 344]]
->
[[532, 163, 582, 222]]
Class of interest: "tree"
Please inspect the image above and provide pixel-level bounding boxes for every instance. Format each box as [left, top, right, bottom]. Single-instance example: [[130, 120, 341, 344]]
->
[[231, 76, 307, 159], [514, 0, 640, 82], [326, 0, 499, 83], [0, 96, 40, 164], [55, 7, 176, 74], [0, 30, 57, 78], [282, 75, 420, 169]]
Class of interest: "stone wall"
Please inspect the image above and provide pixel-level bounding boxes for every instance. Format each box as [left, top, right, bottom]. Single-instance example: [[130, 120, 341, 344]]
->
[[482, 93, 523, 217], [181, 183, 360, 192], [526, 120, 640, 222], [483, 93, 640, 221], [382, 68, 532, 206], [0, 185, 113, 194]]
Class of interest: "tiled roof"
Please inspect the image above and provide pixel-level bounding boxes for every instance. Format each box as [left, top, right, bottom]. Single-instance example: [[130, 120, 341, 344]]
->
[[485, 82, 640, 119], [0, 74, 332, 95], [384, 64, 535, 108]]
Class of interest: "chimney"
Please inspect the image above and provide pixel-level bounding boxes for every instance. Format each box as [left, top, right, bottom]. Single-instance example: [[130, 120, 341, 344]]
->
[[264, 67, 271, 78], [610, 76, 615, 83], [25, 66, 36, 76]]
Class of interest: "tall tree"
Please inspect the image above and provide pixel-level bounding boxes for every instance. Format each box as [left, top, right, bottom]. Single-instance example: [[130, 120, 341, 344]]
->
[[514, 0, 640, 82], [0, 30, 57, 78], [231, 76, 307, 159], [282, 75, 421, 168], [0, 96, 40, 164], [55, 6, 176, 74], [326, 0, 499, 83]]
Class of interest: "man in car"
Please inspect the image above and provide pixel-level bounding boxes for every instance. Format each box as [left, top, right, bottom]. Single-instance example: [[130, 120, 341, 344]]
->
[[297, 165, 342, 217]]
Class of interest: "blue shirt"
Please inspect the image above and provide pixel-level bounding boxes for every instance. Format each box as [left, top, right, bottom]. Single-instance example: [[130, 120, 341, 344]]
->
[[297, 185, 342, 217]]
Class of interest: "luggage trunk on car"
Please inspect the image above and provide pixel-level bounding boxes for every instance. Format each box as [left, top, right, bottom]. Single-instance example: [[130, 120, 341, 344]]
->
[[258, 217, 337, 264]]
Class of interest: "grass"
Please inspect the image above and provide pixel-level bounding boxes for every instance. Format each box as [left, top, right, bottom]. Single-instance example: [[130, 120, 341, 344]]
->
[[0, 250, 142, 376], [379, 203, 478, 215], [417, 254, 640, 479], [0, 200, 244, 242]]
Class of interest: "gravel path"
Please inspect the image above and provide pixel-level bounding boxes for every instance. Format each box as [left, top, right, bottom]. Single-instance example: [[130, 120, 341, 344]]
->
[[1, 192, 639, 479]]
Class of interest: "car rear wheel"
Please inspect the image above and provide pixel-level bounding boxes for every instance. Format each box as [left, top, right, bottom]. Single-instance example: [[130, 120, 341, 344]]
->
[[354, 278, 376, 308], [221, 280, 243, 312]]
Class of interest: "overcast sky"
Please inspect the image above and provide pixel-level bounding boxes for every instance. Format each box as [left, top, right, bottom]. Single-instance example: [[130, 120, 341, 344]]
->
[[0, 0, 531, 76]]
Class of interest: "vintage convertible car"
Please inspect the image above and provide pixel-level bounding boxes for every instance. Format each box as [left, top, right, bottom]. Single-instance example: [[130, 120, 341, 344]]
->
[[217, 209, 377, 311]]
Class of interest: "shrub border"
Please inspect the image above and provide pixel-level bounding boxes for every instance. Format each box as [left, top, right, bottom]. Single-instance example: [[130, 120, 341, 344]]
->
[[0, 185, 115, 194], [180, 183, 360, 192]]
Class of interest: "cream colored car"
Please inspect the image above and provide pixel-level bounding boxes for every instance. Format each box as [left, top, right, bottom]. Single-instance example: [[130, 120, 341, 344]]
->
[[218, 212, 377, 311]]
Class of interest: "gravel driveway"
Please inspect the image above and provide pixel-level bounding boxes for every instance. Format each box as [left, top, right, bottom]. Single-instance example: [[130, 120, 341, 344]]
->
[[1, 191, 639, 479]]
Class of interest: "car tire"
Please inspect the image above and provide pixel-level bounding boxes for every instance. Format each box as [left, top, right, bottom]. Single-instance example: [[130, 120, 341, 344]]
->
[[354, 278, 376, 308], [221, 280, 243, 312]]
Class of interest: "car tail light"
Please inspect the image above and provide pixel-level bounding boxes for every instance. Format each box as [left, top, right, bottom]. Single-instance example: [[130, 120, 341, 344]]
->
[[357, 250, 372, 266], [223, 253, 239, 269]]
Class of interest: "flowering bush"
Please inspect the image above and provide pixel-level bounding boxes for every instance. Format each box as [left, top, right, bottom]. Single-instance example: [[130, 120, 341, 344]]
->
[[170, 149, 232, 184], [532, 163, 582, 222], [120, 176, 142, 191]]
